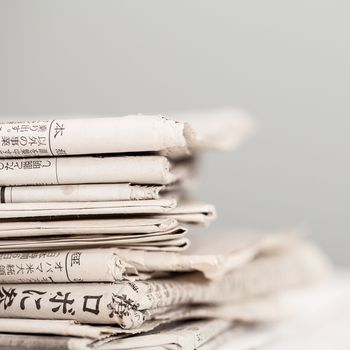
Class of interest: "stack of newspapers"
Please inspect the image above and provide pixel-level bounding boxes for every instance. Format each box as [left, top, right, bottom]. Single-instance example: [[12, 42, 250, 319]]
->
[[0, 112, 331, 349]]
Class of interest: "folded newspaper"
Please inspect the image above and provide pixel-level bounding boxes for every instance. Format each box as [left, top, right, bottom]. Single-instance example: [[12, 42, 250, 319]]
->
[[0, 110, 254, 159], [0, 111, 333, 350], [1, 274, 347, 350]]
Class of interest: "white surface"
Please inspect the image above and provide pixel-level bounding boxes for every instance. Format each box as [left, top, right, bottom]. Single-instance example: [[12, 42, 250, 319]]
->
[[218, 272, 350, 349]]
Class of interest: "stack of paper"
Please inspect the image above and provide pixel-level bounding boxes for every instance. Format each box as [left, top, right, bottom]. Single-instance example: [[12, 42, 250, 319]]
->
[[0, 112, 330, 350]]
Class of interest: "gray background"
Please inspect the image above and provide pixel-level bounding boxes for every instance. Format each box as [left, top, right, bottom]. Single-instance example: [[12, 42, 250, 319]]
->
[[0, 1, 349, 264]]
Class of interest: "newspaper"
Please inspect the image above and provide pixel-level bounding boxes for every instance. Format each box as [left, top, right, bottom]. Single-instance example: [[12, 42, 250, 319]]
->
[[0, 111, 255, 160], [113, 232, 300, 279], [0, 198, 177, 219], [0, 155, 177, 186], [4, 293, 349, 350], [0, 233, 298, 283], [1, 277, 348, 350], [0, 199, 214, 227], [95, 319, 232, 350], [0, 217, 179, 237], [0, 184, 163, 203], [0, 319, 231, 350], [6, 288, 345, 350], [166, 201, 216, 225], [0, 228, 189, 252], [0, 249, 139, 283], [0, 333, 88, 350], [0, 115, 191, 158], [120, 237, 190, 252], [0, 242, 328, 327], [0, 296, 283, 338]]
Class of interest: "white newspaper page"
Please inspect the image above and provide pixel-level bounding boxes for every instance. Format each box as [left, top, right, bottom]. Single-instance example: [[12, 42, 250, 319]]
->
[[166, 201, 216, 225], [0, 227, 188, 253], [0, 249, 137, 283], [0, 199, 214, 226], [113, 232, 299, 279], [0, 115, 189, 158], [98, 319, 231, 350], [0, 156, 176, 186], [0, 198, 177, 219], [0, 333, 89, 350], [0, 319, 230, 350], [0, 184, 163, 203], [0, 217, 179, 237]]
